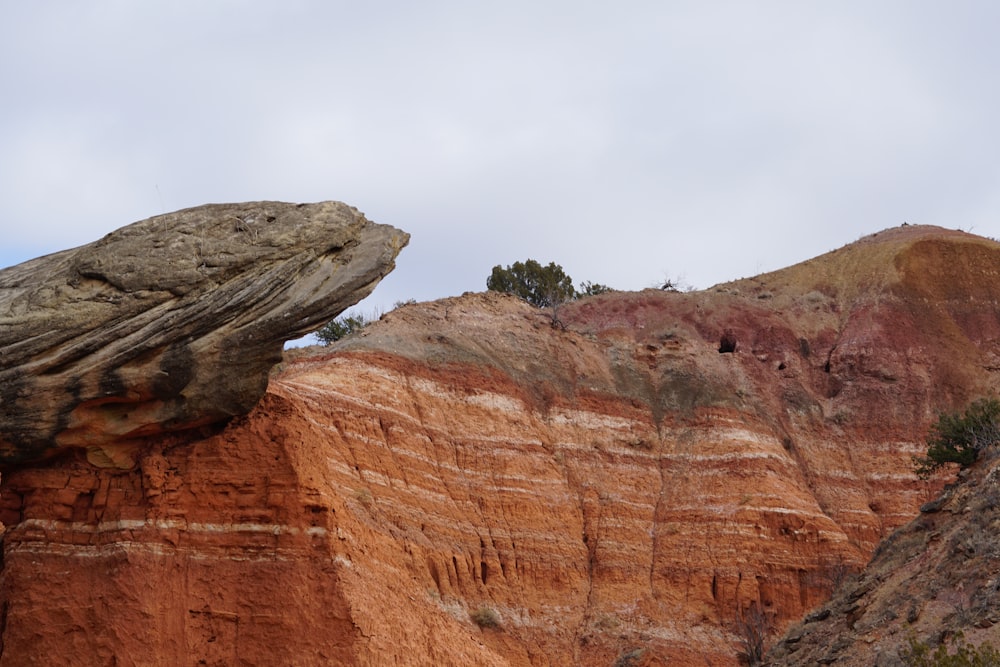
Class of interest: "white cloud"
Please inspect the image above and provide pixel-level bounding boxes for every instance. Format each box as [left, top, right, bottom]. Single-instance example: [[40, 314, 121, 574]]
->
[[2, 1, 1000, 311]]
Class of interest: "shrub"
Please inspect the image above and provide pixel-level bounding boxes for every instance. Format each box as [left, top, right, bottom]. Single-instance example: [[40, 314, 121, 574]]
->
[[486, 259, 615, 326], [915, 398, 1000, 478], [315, 313, 371, 345], [735, 601, 771, 666], [487, 260, 576, 309], [469, 606, 501, 629], [901, 633, 1000, 666], [353, 488, 373, 509], [613, 648, 646, 667], [578, 280, 615, 297]]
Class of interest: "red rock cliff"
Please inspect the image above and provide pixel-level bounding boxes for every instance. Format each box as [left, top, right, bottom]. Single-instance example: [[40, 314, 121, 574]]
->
[[2, 225, 999, 665]]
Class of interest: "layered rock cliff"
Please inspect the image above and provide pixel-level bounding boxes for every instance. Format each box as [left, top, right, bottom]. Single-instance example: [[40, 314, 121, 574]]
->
[[1, 224, 999, 665]]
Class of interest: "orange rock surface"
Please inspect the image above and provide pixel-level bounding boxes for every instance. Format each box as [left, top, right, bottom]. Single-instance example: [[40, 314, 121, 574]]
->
[[2, 225, 999, 665]]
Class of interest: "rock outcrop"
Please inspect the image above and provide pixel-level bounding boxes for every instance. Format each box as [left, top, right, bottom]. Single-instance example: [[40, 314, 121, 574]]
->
[[2, 224, 1000, 665], [0, 201, 408, 466], [765, 452, 1000, 666]]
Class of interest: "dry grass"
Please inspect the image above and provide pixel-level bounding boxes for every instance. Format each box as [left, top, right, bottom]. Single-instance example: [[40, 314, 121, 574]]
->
[[469, 606, 501, 629]]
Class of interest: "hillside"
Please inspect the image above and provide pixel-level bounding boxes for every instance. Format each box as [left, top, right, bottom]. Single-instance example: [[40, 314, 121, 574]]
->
[[765, 449, 1000, 665], [2, 223, 1000, 664]]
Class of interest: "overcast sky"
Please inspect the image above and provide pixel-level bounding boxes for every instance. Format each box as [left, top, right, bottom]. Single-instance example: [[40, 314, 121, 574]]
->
[[3, 1, 1000, 318]]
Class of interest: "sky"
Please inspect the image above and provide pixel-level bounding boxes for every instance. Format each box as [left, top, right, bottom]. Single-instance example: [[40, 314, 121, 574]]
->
[[3, 1, 1000, 324]]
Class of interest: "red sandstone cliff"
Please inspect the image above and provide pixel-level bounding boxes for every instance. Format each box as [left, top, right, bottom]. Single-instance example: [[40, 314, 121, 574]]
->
[[1, 224, 999, 665]]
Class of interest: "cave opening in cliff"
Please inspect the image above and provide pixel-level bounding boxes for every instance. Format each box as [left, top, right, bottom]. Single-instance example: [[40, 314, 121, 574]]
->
[[719, 330, 737, 353]]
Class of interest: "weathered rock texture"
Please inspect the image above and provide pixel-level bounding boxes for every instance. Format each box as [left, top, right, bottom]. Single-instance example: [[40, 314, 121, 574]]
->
[[765, 451, 1000, 666], [1, 225, 999, 665], [0, 201, 408, 466]]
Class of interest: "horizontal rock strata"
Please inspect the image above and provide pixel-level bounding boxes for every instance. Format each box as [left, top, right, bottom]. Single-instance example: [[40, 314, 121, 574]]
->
[[3, 225, 1000, 664]]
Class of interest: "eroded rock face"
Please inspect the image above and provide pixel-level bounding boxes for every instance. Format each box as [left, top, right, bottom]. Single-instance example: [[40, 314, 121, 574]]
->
[[0, 201, 408, 466], [3, 225, 1000, 665]]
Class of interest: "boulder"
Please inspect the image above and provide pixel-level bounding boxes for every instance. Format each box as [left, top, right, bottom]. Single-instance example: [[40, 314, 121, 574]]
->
[[0, 201, 408, 466]]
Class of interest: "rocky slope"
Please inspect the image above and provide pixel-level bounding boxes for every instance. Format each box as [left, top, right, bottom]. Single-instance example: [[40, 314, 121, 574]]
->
[[765, 450, 1000, 666], [1, 224, 999, 665]]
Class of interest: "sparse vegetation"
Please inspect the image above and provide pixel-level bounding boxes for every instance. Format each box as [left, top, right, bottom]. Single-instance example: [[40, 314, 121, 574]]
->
[[592, 613, 620, 631], [735, 601, 771, 667], [315, 304, 403, 345], [486, 259, 614, 324], [901, 633, 1000, 666], [915, 398, 1000, 478], [354, 487, 373, 509], [613, 647, 646, 667], [487, 260, 575, 309], [655, 272, 692, 292], [316, 313, 372, 344], [578, 280, 614, 297], [623, 437, 653, 451], [821, 555, 855, 592], [470, 605, 501, 629]]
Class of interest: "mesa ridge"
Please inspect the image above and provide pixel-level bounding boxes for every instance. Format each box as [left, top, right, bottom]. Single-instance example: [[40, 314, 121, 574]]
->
[[2, 221, 999, 665]]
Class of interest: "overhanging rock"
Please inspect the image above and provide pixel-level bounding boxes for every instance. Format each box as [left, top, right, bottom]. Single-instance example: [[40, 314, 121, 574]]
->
[[0, 201, 408, 467]]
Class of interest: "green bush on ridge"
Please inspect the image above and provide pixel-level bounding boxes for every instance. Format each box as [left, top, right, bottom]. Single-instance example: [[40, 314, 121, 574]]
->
[[315, 313, 371, 345], [915, 398, 1000, 479]]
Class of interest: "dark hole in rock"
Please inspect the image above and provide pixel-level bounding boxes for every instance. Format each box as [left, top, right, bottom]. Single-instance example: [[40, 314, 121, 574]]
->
[[719, 330, 737, 353]]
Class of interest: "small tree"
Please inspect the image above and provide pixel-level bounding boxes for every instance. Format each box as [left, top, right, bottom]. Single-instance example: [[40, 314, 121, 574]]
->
[[735, 601, 770, 667], [915, 398, 1000, 478], [487, 259, 578, 326], [578, 280, 615, 297], [315, 313, 370, 345], [487, 260, 576, 308], [487, 260, 619, 323]]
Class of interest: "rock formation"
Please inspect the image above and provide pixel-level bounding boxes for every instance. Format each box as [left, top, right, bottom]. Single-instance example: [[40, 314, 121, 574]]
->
[[1, 224, 999, 665], [765, 452, 1000, 666], [0, 201, 408, 466]]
